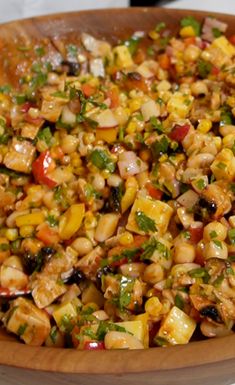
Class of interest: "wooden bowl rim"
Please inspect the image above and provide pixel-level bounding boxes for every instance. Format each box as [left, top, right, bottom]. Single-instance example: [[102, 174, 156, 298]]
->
[[0, 6, 235, 374]]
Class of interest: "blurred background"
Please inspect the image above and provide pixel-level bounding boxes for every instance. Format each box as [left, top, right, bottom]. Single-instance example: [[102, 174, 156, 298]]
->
[[0, 0, 234, 23]]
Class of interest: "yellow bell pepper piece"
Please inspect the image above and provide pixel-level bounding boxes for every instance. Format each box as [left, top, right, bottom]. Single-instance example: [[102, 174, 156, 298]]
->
[[96, 128, 118, 143], [15, 212, 45, 227], [59, 204, 85, 240]]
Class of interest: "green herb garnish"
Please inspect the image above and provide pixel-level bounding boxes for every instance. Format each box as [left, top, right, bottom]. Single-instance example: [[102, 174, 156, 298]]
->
[[90, 149, 115, 173], [135, 211, 157, 233], [180, 16, 201, 36]]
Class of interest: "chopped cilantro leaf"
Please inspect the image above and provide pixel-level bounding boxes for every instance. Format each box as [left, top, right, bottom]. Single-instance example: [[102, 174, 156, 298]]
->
[[37, 127, 53, 146], [155, 22, 166, 32], [196, 178, 206, 190], [150, 116, 163, 133], [135, 211, 157, 233], [197, 60, 212, 78], [17, 323, 28, 336], [150, 136, 169, 159], [212, 28, 222, 38], [228, 228, 235, 244], [90, 149, 115, 173], [175, 294, 184, 310], [124, 36, 141, 55]]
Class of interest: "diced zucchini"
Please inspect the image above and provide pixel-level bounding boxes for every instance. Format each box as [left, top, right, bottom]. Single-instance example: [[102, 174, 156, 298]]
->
[[82, 282, 104, 308], [126, 196, 173, 235], [4, 297, 50, 346], [156, 306, 196, 345], [52, 301, 78, 329], [115, 318, 148, 348]]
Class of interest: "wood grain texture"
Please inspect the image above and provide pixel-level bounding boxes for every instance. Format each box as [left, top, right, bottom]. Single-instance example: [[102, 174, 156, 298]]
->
[[0, 7, 234, 384]]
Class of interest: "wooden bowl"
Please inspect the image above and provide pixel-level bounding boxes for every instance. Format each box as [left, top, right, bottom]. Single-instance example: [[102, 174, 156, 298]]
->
[[0, 7, 235, 385]]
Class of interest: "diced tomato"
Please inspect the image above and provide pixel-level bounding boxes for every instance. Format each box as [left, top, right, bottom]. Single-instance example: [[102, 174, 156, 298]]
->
[[106, 88, 119, 109], [211, 66, 220, 76], [36, 224, 60, 245], [24, 114, 44, 125], [183, 37, 196, 46], [158, 53, 171, 70], [194, 242, 205, 266], [198, 40, 209, 50], [83, 341, 105, 350], [81, 84, 96, 97], [145, 182, 163, 200], [71, 325, 80, 348], [189, 225, 204, 244], [229, 35, 235, 45], [169, 124, 190, 142], [20, 101, 35, 113], [32, 150, 57, 188]]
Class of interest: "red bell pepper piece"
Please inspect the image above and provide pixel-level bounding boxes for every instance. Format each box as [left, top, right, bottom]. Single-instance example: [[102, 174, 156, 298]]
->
[[169, 124, 190, 142], [32, 150, 57, 188], [189, 225, 204, 244], [229, 35, 235, 45], [146, 182, 163, 200], [83, 341, 105, 350]]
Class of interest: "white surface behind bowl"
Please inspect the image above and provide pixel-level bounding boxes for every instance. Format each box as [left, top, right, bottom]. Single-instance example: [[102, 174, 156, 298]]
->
[[164, 0, 235, 14], [0, 0, 128, 23]]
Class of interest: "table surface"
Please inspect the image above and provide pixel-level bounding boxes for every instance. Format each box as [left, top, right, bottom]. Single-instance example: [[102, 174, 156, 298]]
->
[[0, 1, 235, 384]]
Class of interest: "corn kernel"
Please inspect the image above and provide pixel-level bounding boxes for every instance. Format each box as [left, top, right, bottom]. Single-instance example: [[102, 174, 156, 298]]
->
[[5, 228, 18, 241], [180, 26, 196, 38], [128, 99, 142, 113], [84, 212, 97, 230], [197, 119, 212, 133], [148, 30, 159, 40], [227, 96, 235, 108], [20, 225, 35, 238], [223, 134, 235, 148], [119, 232, 134, 246], [159, 154, 168, 163], [126, 119, 137, 134], [145, 296, 162, 317], [70, 153, 82, 167], [213, 136, 222, 151], [229, 215, 235, 228]]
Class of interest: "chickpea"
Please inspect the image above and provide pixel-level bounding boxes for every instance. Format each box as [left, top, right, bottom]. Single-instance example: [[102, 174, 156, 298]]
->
[[143, 263, 164, 284], [203, 221, 228, 242], [71, 237, 93, 256], [92, 173, 105, 191], [173, 242, 196, 264], [191, 81, 208, 96], [107, 174, 122, 187], [183, 44, 201, 62], [203, 240, 228, 260], [104, 331, 144, 350]]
